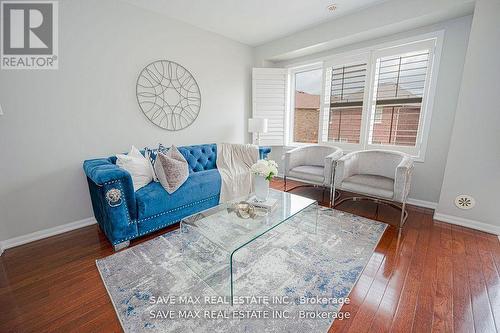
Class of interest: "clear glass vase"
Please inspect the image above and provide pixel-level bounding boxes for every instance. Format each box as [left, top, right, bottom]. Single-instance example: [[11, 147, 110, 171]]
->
[[254, 175, 269, 202]]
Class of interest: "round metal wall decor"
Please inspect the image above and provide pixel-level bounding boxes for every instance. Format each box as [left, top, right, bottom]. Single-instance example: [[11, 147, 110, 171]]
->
[[136, 60, 201, 131]]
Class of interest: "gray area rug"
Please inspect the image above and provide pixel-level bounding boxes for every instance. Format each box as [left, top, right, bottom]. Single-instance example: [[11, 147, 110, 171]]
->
[[96, 207, 387, 332]]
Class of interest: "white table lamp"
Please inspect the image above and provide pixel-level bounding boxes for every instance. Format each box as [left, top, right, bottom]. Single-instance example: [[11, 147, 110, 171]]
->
[[248, 118, 268, 145]]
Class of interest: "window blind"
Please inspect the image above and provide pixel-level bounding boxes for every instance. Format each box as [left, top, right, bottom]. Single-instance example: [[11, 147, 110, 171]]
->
[[328, 62, 367, 143], [330, 63, 367, 108], [369, 50, 430, 147], [374, 50, 429, 105]]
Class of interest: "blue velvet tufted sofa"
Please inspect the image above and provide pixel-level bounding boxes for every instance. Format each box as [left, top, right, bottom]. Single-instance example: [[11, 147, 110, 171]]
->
[[83, 144, 271, 250]]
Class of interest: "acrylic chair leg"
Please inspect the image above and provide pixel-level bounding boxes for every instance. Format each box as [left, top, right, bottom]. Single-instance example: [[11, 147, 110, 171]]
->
[[328, 185, 331, 207], [400, 200, 406, 229], [329, 160, 336, 208], [397, 227, 403, 245]]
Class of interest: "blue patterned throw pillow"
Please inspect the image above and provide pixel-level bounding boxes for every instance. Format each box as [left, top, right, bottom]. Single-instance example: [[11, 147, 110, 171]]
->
[[157, 143, 169, 155], [143, 147, 157, 163], [144, 144, 170, 182]]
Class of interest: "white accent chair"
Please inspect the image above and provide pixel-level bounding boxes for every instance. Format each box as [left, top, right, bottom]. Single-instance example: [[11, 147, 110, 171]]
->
[[284, 145, 343, 206], [333, 150, 414, 228]]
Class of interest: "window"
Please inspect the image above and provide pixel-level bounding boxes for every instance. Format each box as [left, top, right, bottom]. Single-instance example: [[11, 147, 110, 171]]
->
[[291, 67, 322, 144], [285, 35, 440, 159], [327, 62, 367, 144], [368, 50, 430, 147]]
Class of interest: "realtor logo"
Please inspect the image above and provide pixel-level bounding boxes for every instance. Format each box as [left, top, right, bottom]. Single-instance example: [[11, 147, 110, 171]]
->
[[1, 1, 58, 69]]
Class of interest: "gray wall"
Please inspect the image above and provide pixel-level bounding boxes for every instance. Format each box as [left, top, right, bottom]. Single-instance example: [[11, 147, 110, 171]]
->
[[0, 0, 253, 240], [257, 16, 473, 205], [436, 0, 500, 231]]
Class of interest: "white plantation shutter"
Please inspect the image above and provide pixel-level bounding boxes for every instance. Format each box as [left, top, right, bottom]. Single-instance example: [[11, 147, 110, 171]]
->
[[368, 41, 435, 154], [252, 68, 288, 145], [326, 62, 368, 144]]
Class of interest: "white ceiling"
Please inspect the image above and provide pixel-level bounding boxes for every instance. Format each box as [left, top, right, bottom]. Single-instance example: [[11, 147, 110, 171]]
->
[[122, 0, 388, 46]]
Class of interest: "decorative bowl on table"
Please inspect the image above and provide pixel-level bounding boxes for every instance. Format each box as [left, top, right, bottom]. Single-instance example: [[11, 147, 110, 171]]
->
[[231, 201, 268, 219]]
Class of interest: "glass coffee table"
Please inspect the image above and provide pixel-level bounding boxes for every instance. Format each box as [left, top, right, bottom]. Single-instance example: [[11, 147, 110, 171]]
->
[[180, 189, 318, 303]]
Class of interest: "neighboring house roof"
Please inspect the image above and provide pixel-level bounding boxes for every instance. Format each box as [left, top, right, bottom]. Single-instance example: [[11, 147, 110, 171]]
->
[[295, 91, 320, 109], [334, 82, 418, 101], [373, 82, 418, 99], [295, 83, 418, 108]]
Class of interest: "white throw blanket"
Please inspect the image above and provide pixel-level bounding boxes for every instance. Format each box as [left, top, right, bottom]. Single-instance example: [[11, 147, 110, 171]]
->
[[216, 143, 259, 202]]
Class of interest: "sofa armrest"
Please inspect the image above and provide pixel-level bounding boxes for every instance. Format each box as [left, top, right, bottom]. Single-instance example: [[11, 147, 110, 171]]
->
[[334, 151, 358, 187], [84, 158, 132, 186], [83, 158, 138, 245], [394, 156, 414, 203]]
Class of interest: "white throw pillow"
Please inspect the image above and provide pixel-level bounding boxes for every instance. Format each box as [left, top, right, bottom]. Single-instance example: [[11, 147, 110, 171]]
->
[[116, 146, 153, 191]]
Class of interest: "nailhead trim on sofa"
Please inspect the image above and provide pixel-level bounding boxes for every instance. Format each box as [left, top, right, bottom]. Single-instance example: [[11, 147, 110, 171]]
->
[[111, 194, 219, 245], [137, 195, 217, 223]]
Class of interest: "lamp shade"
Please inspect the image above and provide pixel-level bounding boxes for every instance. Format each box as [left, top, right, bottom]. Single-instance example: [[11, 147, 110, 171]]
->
[[248, 118, 268, 133]]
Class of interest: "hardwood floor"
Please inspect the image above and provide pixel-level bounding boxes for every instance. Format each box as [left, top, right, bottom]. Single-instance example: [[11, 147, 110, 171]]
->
[[0, 178, 498, 332]]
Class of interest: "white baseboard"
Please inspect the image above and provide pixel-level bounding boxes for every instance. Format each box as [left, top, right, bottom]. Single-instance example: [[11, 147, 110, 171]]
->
[[3, 202, 492, 257], [0, 217, 97, 255], [434, 212, 500, 235], [407, 198, 438, 210]]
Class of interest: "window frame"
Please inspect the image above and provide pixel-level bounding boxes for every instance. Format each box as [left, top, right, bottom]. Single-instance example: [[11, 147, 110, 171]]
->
[[364, 38, 438, 157], [285, 31, 444, 162], [288, 62, 323, 146], [321, 52, 372, 151]]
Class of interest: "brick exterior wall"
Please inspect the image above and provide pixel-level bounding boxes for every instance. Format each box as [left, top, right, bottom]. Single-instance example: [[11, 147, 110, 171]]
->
[[293, 106, 421, 145], [328, 108, 363, 143], [293, 91, 421, 146], [371, 106, 421, 146], [293, 108, 319, 143]]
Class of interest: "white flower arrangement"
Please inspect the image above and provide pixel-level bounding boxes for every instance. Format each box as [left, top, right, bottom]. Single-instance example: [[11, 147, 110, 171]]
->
[[251, 159, 278, 181]]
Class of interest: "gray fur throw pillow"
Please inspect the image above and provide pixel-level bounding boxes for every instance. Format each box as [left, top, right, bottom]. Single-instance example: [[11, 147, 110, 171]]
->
[[154, 145, 189, 194]]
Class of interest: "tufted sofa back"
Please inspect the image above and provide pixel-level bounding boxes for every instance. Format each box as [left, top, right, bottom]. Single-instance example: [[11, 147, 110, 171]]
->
[[108, 144, 217, 173], [178, 144, 217, 173]]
